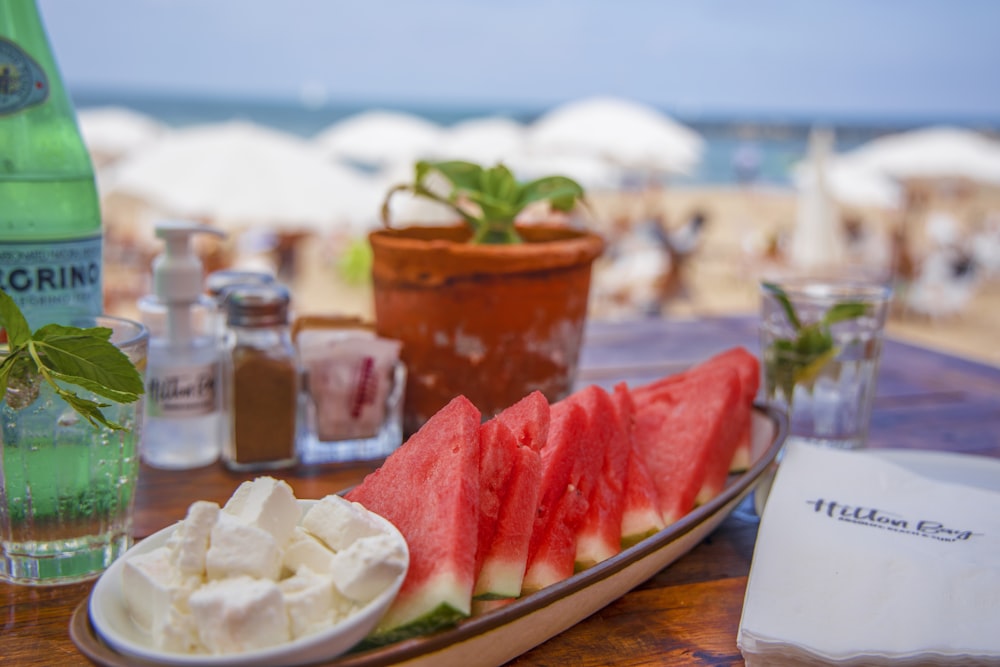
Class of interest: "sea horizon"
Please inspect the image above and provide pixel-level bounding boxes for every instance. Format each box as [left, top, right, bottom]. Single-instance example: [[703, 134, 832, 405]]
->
[[70, 87, 1000, 187]]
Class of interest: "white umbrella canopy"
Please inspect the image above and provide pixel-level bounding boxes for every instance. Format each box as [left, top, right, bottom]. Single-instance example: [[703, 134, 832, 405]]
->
[[839, 126, 1000, 185], [78, 106, 169, 165], [790, 128, 846, 271], [792, 156, 903, 210], [314, 109, 445, 170], [105, 120, 379, 232], [432, 116, 528, 164], [526, 96, 705, 175]]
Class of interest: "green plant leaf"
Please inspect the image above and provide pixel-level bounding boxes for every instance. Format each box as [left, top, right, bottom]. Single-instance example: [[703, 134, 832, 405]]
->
[[762, 282, 801, 330], [420, 160, 483, 192], [0, 291, 144, 431], [32, 324, 145, 396], [381, 160, 587, 245], [763, 286, 874, 406], [518, 176, 585, 211], [823, 301, 870, 326], [0, 289, 32, 347]]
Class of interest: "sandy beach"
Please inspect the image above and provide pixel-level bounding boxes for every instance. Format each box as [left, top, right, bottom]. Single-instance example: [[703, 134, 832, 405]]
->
[[273, 184, 999, 368]]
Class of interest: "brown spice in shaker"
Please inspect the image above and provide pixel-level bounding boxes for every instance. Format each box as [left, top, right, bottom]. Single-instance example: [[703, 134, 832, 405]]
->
[[231, 347, 297, 463]]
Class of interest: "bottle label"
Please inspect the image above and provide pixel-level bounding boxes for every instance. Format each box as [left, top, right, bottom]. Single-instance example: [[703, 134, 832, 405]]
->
[[0, 37, 49, 116], [0, 236, 103, 320], [146, 362, 220, 418]]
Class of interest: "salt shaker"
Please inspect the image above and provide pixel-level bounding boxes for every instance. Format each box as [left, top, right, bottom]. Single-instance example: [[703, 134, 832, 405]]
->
[[222, 284, 299, 471]]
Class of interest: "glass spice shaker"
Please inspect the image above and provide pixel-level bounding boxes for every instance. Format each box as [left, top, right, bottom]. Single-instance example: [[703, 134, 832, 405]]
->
[[222, 284, 299, 471]]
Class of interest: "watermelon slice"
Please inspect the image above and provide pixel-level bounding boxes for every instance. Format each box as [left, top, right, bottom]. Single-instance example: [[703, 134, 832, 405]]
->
[[521, 392, 603, 593], [473, 417, 542, 600], [634, 347, 759, 473], [344, 395, 481, 645], [633, 366, 743, 524], [613, 383, 666, 547], [495, 389, 550, 451], [574, 384, 629, 570]]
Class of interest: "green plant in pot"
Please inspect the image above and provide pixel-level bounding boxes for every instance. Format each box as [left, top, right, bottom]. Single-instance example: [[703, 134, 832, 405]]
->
[[372, 160, 604, 435]]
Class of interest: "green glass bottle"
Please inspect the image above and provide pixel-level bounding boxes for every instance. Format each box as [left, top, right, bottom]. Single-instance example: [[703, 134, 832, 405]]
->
[[0, 0, 102, 329]]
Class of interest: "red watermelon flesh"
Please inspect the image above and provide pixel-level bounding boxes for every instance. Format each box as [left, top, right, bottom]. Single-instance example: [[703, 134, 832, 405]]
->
[[687, 347, 758, 472], [495, 389, 550, 451], [633, 366, 743, 524], [475, 419, 516, 581], [521, 395, 601, 592], [522, 482, 588, 591], [613, 383, 666, 547], [344, 395, 481, 644], [473, 418, 542, 600], [574, 384, 630, 570], [634, 347, 758, 473]]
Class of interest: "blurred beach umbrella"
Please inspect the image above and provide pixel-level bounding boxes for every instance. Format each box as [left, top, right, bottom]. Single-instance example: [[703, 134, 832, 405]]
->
[[105, 120, 380, 233], [526, 96, 704, 175], [314, 109, 445, 170], [839, 126, 1000, 185], [790, 128, 846, 271], [432, 116, 528, 164], [78, 106, 169, 166], [792, 157, 902, 210]]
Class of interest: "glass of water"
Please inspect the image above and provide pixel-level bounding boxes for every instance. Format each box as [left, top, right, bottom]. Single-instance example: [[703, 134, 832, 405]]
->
[[759, 279, 891, 451], [1, 315, 148, 585]]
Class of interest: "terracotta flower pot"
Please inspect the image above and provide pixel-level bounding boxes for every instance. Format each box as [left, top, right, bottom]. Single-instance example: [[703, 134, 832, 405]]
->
[[369, 223, 605, 435]]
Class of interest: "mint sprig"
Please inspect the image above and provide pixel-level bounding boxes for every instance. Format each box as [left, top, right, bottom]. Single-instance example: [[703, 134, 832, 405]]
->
[[0, 290, 144, 431], [762, 282, 870, 401]]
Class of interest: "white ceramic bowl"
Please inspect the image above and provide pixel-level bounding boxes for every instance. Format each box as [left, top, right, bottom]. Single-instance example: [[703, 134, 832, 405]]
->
[[88, 499, 408, 667]]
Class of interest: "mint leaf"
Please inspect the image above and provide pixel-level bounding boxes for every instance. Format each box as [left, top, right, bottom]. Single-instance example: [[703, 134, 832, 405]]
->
[[32, 324, 145, 396], [763, 286, 869, 404], [0, 289, 144, 431], [0, 289, 32, 347]]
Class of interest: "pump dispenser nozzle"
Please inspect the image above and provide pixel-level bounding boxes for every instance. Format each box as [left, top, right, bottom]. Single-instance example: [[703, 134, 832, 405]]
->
[[151, 221, 226, 345]]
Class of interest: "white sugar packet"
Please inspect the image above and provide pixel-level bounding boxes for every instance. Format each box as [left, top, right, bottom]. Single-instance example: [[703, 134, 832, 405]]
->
[[738, 441, 1000, 666]]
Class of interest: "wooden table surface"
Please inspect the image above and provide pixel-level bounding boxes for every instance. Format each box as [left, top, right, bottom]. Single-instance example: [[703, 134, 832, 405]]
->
[[3, 315, 999, 666]]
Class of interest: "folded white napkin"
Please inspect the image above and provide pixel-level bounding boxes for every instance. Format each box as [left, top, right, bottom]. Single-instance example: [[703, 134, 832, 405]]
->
[[738, 441, 1000, 666]]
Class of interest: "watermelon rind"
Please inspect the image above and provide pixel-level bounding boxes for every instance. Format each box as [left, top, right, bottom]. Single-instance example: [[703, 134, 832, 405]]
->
[[473, 559, 524, 600], [360, 570, 471, 647], [355, 602, 466, 649]]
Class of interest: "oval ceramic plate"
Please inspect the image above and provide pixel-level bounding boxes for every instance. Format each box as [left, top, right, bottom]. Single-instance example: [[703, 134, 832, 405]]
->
[[73, 405, 787, 667], [85, 499, 408, 667]]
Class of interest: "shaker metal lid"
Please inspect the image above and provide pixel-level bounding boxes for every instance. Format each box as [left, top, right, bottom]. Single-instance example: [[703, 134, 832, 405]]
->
[[205, 269, 276, 301], [224, 283, 290, 327]]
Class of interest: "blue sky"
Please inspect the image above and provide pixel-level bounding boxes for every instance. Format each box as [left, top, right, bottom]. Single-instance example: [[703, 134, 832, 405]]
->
[[36, 0, 1000, 121]]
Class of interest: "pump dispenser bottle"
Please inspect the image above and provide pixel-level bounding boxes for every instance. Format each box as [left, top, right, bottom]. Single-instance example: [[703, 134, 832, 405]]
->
[[138, 221, 227, 469]]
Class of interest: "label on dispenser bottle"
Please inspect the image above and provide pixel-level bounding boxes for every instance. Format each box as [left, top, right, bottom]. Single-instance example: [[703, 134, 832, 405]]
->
[[0, 37, 49, 115], [146, 362, 220, 418]]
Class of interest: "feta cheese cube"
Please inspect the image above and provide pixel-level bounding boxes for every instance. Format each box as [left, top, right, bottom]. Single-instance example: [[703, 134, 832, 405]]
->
[[154, 595, 202, 654], [302, 495, 383, 552], [278, 567, 351, 640], [121, 546, 174, 633], [206, 513, 282, 581], [223, 476, 300, 547], [283, 527, 336, 576], [330, 533, 407, 603], [189, 576, 290, 654], [167, 500, 220, 576]]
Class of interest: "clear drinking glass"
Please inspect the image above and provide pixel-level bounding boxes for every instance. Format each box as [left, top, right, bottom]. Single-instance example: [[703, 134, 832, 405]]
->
[[1, 315, 148, 585], [759, 279, 891, 451]]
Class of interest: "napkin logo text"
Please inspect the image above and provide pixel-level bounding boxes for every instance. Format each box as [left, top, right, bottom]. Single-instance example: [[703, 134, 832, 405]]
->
[[805, 499, 979, 542]]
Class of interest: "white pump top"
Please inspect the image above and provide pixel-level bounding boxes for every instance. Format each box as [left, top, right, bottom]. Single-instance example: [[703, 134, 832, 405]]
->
[[152, 221, 226, 303], [151, 221, 226, 345]]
